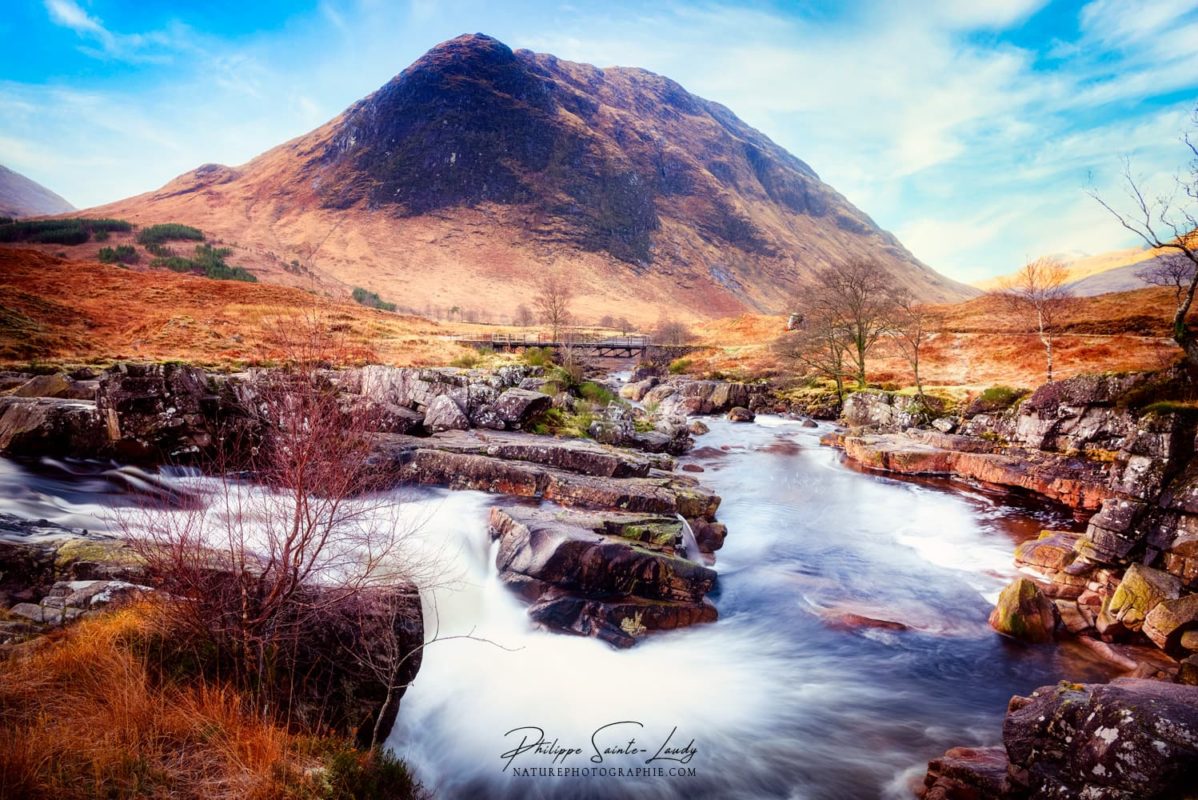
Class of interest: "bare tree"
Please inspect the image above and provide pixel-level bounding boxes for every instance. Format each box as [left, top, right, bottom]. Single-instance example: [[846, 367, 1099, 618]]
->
[[773, 303, 852, 399], [890, 292, 941, 401], [1090, 107, 1198, 365], [996, 257, 1072, 382], [1139, 253, 1198, 307], [514, 304, 535, 327], [534, 272, 574, 342], [121, 313, 435, 732], [616, 317, 633, 335], [653, 318, 694, 346], [799, 259, 900, 389]]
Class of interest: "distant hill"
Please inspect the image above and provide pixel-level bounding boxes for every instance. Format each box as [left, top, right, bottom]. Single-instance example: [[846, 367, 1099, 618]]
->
[[0, 165, 74, 218], [974, 243, 1188, 297], [79, 33, 975, 322]]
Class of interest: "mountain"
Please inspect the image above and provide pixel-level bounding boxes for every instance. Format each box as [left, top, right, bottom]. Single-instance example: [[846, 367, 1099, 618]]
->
[[86, 33, 975, 321], [0, 165, 75, 218], [974, 243, 1188, 298]]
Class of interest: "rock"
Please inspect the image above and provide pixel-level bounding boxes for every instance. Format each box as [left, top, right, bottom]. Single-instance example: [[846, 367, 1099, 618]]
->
[[841, 434, 1111, 512], [1004, 678, 1198, 799], [492, 388, 552, 428], [800, 417, 818, 428], [688, 518, 727, 553], [619, 377, 659, 402], [1102, 563, 1182, 633], [681, 463, 704, 473], [345, 396, 424, 434], [931, 417, 956, 434], [919, 746, 1010, 800], [469, 404, 507, 430], [688, 419, 709, 436], [96, 363, 216, 461], [371, 436, 717, 519], [1015, 530, 1082, 572], [489, 506, 718, 647], [527, 592, 717, 648], [423, 394, 470, 432], [0, 397, 105, 457], [727, 406, 754, 422], [1143, 593, 1198, 655], [7, 373, 82, 399], [489, 507, 714, 601], [989, 578, 1059, 643], [551, 391, 575, 411], [1179, 654, 1198, 685]]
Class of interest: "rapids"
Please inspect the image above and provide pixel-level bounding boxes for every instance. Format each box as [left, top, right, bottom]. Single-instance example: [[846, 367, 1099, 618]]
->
[[0, 416, 1118, 799]]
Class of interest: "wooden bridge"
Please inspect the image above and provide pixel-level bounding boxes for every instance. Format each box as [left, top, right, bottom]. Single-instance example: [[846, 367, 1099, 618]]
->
[[453, 332, 653, 357]]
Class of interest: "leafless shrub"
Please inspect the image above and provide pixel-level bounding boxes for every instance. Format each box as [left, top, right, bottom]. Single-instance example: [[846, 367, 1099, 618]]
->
[[994, 256, 1072, 382]]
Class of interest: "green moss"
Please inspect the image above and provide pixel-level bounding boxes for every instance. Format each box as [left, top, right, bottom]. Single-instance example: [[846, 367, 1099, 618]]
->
[[667, 357, 693, 375], [1143, 401, 1198, 418], [54, 539, 143, 570], [578, 381, 614, 406], [969, 386, 1029, 415]]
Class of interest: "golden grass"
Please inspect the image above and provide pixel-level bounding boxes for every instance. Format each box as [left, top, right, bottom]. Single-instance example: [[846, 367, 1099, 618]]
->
[[0, 605, 406, 800], [687, 288, 1185, 391]]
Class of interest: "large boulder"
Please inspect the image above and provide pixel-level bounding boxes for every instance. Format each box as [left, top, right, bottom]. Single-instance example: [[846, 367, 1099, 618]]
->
[[490, 507, 715, 603], [727, 406, 755, 423], [492, 389, 552, 428], [422, 395, 470, 432], [0, 397, 105, 457], [989, 577, 1059, 643], [1003, 679, 1198, 799], [489, 506, 719, 647]]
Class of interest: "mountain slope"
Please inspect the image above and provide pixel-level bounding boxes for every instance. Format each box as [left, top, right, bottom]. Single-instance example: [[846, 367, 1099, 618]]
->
[[85, 33, 975, 322], [0, 165, 74, 218]]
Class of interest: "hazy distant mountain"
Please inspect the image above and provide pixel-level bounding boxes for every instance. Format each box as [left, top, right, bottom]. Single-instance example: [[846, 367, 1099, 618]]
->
[[87, 33, 975, 320], [0, 165, 74, 218]]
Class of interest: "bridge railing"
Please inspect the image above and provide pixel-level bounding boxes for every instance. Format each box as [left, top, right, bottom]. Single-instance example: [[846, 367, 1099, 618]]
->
[[452, 331, 652, 348]]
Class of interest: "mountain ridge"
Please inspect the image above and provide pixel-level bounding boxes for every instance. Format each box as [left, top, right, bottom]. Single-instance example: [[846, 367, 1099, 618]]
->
[[79, 33, 976, 321], [0, 164, 75, 218]]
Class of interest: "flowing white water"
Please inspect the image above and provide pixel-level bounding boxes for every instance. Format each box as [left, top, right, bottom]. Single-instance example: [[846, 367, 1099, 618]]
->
[[382, 417, 1117, 799], [0, 416, 1118, 800]]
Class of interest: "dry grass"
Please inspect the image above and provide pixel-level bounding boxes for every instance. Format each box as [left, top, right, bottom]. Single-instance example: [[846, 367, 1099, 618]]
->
[[0, 248, 496, 369], [688, 286, 1186, 391], [0, 605, 417, 800]]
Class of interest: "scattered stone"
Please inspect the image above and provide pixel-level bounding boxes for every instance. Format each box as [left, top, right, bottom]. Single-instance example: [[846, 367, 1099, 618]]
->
[[727, 406, 755, 423], [688, 419, 709, 436]]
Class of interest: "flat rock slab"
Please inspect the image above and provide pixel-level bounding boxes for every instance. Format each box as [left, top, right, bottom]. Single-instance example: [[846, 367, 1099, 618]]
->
[[842, 434, 1111, 511], [372, 429, 673, 478], [369, 435, 716, 519]]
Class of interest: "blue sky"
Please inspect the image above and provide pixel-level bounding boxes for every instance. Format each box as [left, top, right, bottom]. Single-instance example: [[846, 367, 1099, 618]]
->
[[2, 0, 1196, 281]]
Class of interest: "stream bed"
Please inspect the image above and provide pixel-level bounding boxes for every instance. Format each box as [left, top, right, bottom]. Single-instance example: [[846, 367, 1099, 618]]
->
[[0, 416, 1118, 799]]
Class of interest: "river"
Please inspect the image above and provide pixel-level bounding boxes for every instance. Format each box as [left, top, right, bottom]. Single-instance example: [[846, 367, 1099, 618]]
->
[[0, 416, 1118, 799]]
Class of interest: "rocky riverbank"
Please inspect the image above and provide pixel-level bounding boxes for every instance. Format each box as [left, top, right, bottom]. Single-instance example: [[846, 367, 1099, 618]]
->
[[0, 361, 741, 653], [820, 370, 1198, 797]]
